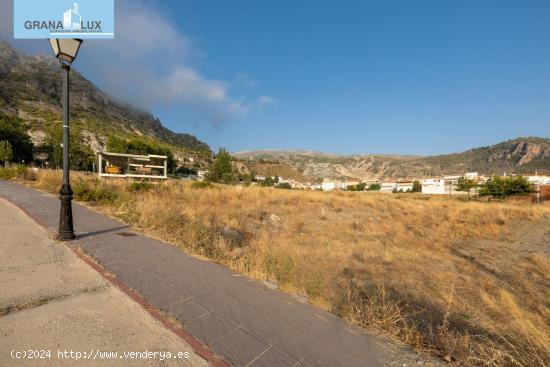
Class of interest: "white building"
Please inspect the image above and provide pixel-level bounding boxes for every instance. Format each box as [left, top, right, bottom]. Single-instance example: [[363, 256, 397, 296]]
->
[[421, 175, 465, 195], [321, 181, 339, 192], [396, 181, 414, 192], [421, 178, 446, 195], [464, 172, 479, 180], [528, 175, 550, 185], [379, 182, 397, 193]]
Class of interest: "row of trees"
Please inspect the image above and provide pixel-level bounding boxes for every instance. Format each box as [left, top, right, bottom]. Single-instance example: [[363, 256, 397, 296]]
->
[[0, 112, 95, 170], [347, 182, 383, 191], [456, 176, 535, 197], [0, 112, 184, 173]]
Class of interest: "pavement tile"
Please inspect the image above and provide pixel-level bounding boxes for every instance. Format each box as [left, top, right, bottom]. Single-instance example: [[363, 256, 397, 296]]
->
[[185, 312, 238, 345], [193, 289, 238, 311], [214, 276, 266, 301], [170, 276, 219, 297], [172, 298, 211, 326], [272, 327, 325, 361], [239, 312, 295, 345], [248, 346, 301, 367], [303, 341, 373, 367], [135, 272, 172, 299], [148, 285, 190, 309], [214, 299, 264, 328], [295, 359, 315, 367], [323, 325, 380, 361], [211, 327, 270, 367]]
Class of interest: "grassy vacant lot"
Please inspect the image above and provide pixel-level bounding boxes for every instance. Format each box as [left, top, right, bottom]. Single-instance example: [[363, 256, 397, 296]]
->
[[6, 168, 550, 367]]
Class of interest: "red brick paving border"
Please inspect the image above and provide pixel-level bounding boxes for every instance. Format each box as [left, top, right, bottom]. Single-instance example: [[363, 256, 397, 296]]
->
[[2, 196, 230, 367]]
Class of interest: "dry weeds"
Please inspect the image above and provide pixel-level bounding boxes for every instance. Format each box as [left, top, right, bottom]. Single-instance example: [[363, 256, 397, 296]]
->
[[30, 170, 550, 366]]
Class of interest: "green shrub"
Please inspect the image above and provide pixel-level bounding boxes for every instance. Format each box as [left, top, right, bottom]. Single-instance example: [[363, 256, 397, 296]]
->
[[72, 179, 119, 203], [128, 181, 154, 192], [0, 165, 36, 181], [367, 183, 381, 191], [276, 182, 292, 189], [191, 181, 211, 189]]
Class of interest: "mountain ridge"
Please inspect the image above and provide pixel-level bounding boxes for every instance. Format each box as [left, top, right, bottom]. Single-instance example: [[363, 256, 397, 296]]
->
[[235, 136, 550, 181], [0, 41, 210, 155]]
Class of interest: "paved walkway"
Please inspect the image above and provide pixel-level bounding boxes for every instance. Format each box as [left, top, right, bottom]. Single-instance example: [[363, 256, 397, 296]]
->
[[0, 181, 434, 367], [0, 197, 209, 367]]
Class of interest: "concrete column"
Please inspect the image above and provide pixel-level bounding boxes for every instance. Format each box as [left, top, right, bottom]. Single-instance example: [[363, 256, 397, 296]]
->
[[98, 153, 102, 177]]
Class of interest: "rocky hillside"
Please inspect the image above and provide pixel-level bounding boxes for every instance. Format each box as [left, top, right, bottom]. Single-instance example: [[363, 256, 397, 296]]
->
[[235, 137, 550, 181], [0, 41, 210, 155]]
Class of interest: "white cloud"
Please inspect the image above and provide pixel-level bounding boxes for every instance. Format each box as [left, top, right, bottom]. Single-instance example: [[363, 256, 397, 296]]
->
[[235, 73, 257, 88], [0, 0, 278, 123], [75, 1, 250, 123], [256, 95, 280, 108]]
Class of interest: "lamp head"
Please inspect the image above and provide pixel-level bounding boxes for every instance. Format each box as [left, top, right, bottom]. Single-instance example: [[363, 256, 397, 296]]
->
[[48, 38, 83, 64]]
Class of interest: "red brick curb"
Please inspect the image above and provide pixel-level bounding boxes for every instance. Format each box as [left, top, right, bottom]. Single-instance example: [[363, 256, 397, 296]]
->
[[1, 195, 231, 367]]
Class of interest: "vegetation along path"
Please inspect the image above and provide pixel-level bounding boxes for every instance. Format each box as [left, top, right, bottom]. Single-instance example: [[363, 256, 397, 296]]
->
[[0, 180, 443, 367]]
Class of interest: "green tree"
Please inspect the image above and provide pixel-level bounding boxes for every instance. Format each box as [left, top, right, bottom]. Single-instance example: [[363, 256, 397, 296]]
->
[[0, 113, 34, 164], [347, 182, 367, 191], [0, 140, 13, 167], [478, 176, 535, 199], [367, 183, 381, 191], [262, 176, 275, 187], [45, 127, 95, 171], [412, 180, 422, 193], [456, 177, 477, 197], [277, 182, 292, 189], [206, 148, 236, 184]]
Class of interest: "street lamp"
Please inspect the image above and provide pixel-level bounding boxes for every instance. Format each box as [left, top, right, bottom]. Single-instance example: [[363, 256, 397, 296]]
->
[[49, 38, 83, 241]]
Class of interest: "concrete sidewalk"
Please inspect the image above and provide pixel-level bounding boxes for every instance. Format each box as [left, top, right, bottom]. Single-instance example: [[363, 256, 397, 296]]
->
[[0, 180, 440, 367], [0, 197, 209, 367]]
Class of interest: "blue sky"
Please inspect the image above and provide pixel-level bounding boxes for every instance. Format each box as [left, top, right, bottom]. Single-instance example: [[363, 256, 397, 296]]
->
[[2, 0, 550, 155]]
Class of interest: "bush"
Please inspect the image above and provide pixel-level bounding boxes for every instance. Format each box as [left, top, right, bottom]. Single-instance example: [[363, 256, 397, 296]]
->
[[72, 179, 120, 203], [277, 182, 292, 189], [367, 183, 381, 191], [0, 165, 36, 181], [262, 176, 276, 187], [190, 181, 211, 189], [347, 182, 366, 191], [128, 181, 154, 192]]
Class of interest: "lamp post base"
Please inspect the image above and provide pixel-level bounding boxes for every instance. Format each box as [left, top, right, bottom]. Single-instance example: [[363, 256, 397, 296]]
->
[[58, 183, 75, 241]]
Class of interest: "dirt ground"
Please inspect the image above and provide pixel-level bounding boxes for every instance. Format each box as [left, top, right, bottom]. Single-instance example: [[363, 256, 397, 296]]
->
[[0, 198, 210, 367]]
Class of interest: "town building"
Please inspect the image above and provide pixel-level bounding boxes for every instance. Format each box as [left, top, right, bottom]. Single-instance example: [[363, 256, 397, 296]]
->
[[379, 181, 397, 193]]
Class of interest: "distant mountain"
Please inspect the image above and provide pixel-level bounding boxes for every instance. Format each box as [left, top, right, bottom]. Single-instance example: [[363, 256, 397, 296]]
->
[[235, 137, 550, 181], [0, 41, 210, 155]]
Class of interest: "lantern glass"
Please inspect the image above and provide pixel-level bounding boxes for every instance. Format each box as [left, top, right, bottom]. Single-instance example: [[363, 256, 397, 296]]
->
[[48, 38, 83, 63]]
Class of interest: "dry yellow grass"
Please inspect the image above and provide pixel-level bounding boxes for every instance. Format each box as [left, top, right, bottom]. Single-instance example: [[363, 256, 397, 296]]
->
[[29, 170, 550, 366]]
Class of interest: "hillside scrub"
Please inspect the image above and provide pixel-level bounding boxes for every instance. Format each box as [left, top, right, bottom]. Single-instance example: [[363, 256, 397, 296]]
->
[[16, 170, 550, 366]]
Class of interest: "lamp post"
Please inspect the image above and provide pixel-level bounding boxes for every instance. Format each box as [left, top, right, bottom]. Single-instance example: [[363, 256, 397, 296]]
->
[[49, 38, 83, 241]]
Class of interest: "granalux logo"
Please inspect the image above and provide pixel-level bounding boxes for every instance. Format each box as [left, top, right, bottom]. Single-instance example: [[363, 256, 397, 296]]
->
[[14, 0, 114, 39], [63, 3, 83, 31]]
